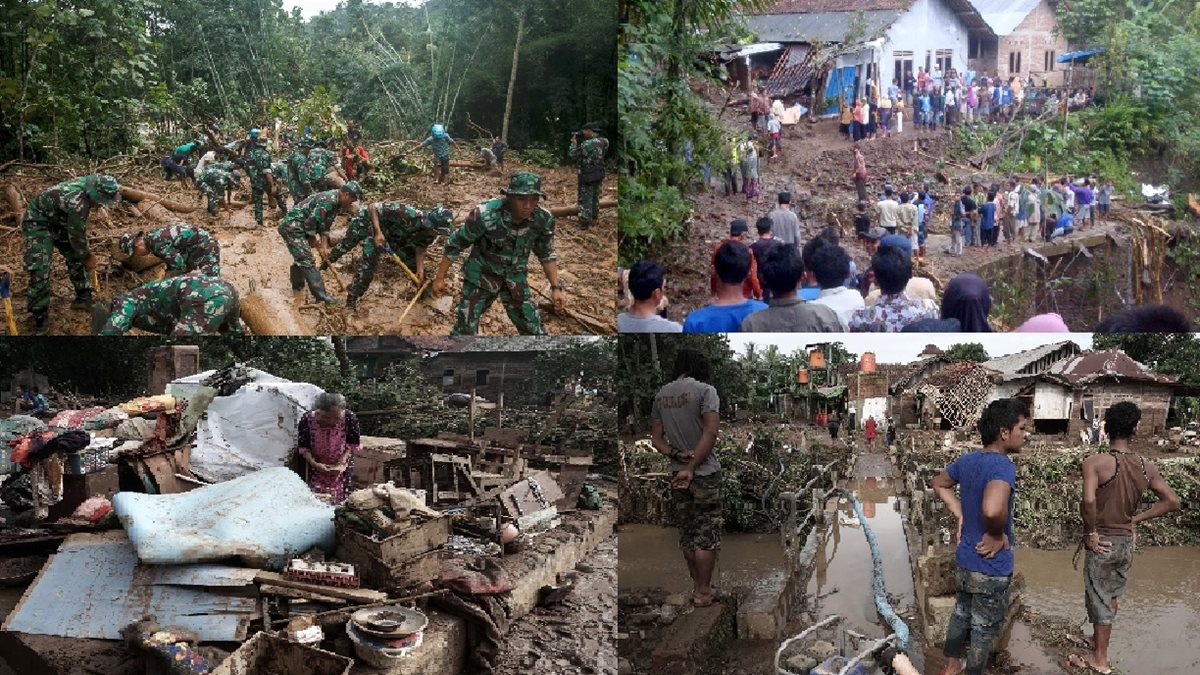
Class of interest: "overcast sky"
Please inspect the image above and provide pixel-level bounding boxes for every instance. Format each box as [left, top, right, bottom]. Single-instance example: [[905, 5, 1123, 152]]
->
[[288, 0, 424, 20], [726, 333, 1095, 364]]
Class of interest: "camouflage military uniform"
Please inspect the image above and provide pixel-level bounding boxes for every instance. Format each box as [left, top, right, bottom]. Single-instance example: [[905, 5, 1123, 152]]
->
[[288, 148, 313, 201], [277, 190, 342, 271], [445, 183, 555, 335], [98, 273, 242, 336], [269, 160, 291, 211], [246, 146, 272, 225], [137, 224, 221, 277], [329, 202, 449, 306], [196, 165, 234, 215], [306, 148, 341, 191], [672, 473, 723, 552], [569, 131, 608, 226], [22, 176, 104, 315]]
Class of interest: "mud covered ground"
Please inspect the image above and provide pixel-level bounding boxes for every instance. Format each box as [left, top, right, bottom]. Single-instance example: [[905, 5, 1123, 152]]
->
[[654, 110, 1151, 329], [495, 536, 617, 675], [0, 156, 616, 336]]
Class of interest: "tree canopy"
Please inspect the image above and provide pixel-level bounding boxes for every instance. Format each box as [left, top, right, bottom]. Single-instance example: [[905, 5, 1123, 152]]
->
[[0, 0, 616, 162], [944, 343, 990, 363]]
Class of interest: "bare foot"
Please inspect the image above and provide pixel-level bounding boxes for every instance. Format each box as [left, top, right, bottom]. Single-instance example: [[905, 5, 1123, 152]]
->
[[1062, 652, 1111, 674]]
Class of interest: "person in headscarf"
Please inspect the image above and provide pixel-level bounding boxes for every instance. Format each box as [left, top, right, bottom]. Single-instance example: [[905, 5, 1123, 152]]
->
[[1016, 313, 1070, 332], [942, 273, 992, 332], [295, 392, 361, 504]]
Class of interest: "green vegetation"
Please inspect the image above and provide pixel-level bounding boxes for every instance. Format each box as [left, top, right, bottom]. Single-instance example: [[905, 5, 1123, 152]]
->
[[0, 0, 616, 162], [943, 343, 989, 363], [617, 0, 766, 263]]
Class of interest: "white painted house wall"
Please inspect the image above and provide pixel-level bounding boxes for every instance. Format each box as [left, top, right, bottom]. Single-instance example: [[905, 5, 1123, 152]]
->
[[861, 396, 889, 428], [1033, 382, 1072, 419], [881, 0, 971, 88]]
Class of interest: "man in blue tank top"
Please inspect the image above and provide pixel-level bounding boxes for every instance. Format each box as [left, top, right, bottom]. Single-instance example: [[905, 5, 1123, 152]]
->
[[932, 398, 1028, 675]]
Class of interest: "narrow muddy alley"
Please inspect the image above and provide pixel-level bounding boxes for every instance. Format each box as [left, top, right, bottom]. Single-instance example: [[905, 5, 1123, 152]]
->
[[806, 454, 919, 660]]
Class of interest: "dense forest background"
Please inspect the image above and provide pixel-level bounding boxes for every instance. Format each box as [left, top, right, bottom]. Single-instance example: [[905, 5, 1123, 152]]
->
[[0, 0, 616, 162]]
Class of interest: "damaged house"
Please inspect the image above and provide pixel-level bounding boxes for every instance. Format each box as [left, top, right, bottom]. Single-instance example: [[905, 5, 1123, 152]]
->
[[1033, 350, 1182, 435], [740, 0, 994, 109], [346, 336, 590, 403], [0, 350, 613, 675]]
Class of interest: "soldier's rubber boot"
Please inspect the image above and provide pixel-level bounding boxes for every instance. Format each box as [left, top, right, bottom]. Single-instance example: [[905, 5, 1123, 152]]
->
[[303, 268, 341, 305], [289, 264, 305, 292], [346, 293, 360, 312], [71, 289, 93, 309], [33, 310, 49, 336]]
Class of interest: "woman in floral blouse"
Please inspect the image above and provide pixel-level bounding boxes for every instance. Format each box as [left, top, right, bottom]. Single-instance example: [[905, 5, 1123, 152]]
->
[[296, 392, 361, 504]]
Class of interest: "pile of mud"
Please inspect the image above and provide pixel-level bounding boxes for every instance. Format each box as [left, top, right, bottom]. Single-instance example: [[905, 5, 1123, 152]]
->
[[0, 156, 615, 336]]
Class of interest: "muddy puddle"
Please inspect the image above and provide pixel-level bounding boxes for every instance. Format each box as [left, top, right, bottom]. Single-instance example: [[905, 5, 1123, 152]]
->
[[618, 523, 787, 599], [1015, 546, 1200, 673], [805, 454, 923, 665]]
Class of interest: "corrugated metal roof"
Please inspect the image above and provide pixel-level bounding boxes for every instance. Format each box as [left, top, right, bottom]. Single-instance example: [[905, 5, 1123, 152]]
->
[[983, 340, 1080, 378], [1, 532, 256, 641], [745, 10, 901, 43], [1045, 350, 1176, 386], [966, 0, 1042, 36], [757, 0, 915, 12]]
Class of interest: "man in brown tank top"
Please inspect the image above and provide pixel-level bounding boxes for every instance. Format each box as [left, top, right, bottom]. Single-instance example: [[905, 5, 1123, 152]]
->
[[1066, 402, 1180, 673]]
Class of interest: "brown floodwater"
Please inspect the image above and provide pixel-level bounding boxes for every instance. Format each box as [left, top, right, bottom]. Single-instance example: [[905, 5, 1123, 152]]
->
[[1015, 546, 1200, 673], [617, 524, 788, 599]]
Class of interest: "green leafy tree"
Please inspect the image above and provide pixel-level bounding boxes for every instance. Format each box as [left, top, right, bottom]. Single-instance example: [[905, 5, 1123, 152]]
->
[[618, 0, 767, 262], [617, 334, 745, 422], [944, 343, 990, 363]]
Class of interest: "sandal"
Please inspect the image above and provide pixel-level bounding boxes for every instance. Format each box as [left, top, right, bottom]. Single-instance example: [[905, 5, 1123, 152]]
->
[[1060, 653, 1112, 674], [1066, 633, 1095, 651]]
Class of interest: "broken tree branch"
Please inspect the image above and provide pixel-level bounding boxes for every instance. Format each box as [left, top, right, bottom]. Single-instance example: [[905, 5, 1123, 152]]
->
[[118, 187, 199, 214]]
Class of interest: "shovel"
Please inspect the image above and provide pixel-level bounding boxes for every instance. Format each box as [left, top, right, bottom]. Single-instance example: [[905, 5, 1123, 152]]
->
[[383, 245, 422, 287]]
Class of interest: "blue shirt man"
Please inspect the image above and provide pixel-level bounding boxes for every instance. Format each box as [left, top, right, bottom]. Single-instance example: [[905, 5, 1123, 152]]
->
[[682, 300, 767, 333], [932, 399, 1027, 675]]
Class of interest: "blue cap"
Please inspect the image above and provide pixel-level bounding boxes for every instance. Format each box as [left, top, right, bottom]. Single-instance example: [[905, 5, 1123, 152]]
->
[[249, 128, 260, 137], [880, 234, 913, 256]]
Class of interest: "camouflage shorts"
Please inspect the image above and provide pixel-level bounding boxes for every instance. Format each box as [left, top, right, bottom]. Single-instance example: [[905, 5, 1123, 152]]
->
[[672, 472, 723, 552], [1085, 535, 1134, 624]]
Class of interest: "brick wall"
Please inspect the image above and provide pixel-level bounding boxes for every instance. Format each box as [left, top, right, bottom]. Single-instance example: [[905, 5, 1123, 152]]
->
[[996, 0, 1070, 86], [1066, 383, 1174, 436], [846, 372, 889, 400]]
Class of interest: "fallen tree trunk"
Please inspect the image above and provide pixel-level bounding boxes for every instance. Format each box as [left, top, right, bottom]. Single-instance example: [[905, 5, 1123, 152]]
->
[[240, 287, 309, 335], [449, 199, 617, 224], [118, 186, 199, 214], [4, 185, 24, 228], [449, 160, 488, 169], [547, 199, 617, 218]]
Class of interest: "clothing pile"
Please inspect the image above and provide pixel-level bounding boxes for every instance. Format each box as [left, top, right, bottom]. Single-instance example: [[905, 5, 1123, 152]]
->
[[336, 482, 440, 539]]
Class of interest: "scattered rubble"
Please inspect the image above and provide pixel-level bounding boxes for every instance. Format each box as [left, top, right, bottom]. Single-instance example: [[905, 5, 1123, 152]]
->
[[1, 356, 616, 674]]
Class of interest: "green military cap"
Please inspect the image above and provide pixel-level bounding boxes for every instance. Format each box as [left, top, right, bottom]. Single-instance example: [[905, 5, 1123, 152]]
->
[[341, 181, 363, 201], [500, 171, 546, 197], [86, 175, 121, 205], [423, 204, 455, 236]]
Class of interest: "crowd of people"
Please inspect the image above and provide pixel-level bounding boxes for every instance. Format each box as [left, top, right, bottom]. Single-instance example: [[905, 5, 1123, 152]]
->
[[618, 188, 1189, 333], [839, 66, 1093, 138]]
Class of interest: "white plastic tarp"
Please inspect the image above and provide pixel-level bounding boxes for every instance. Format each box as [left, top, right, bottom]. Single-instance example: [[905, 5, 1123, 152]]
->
[[169, 368, 324, 483], [112, 467, 336, 568]]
